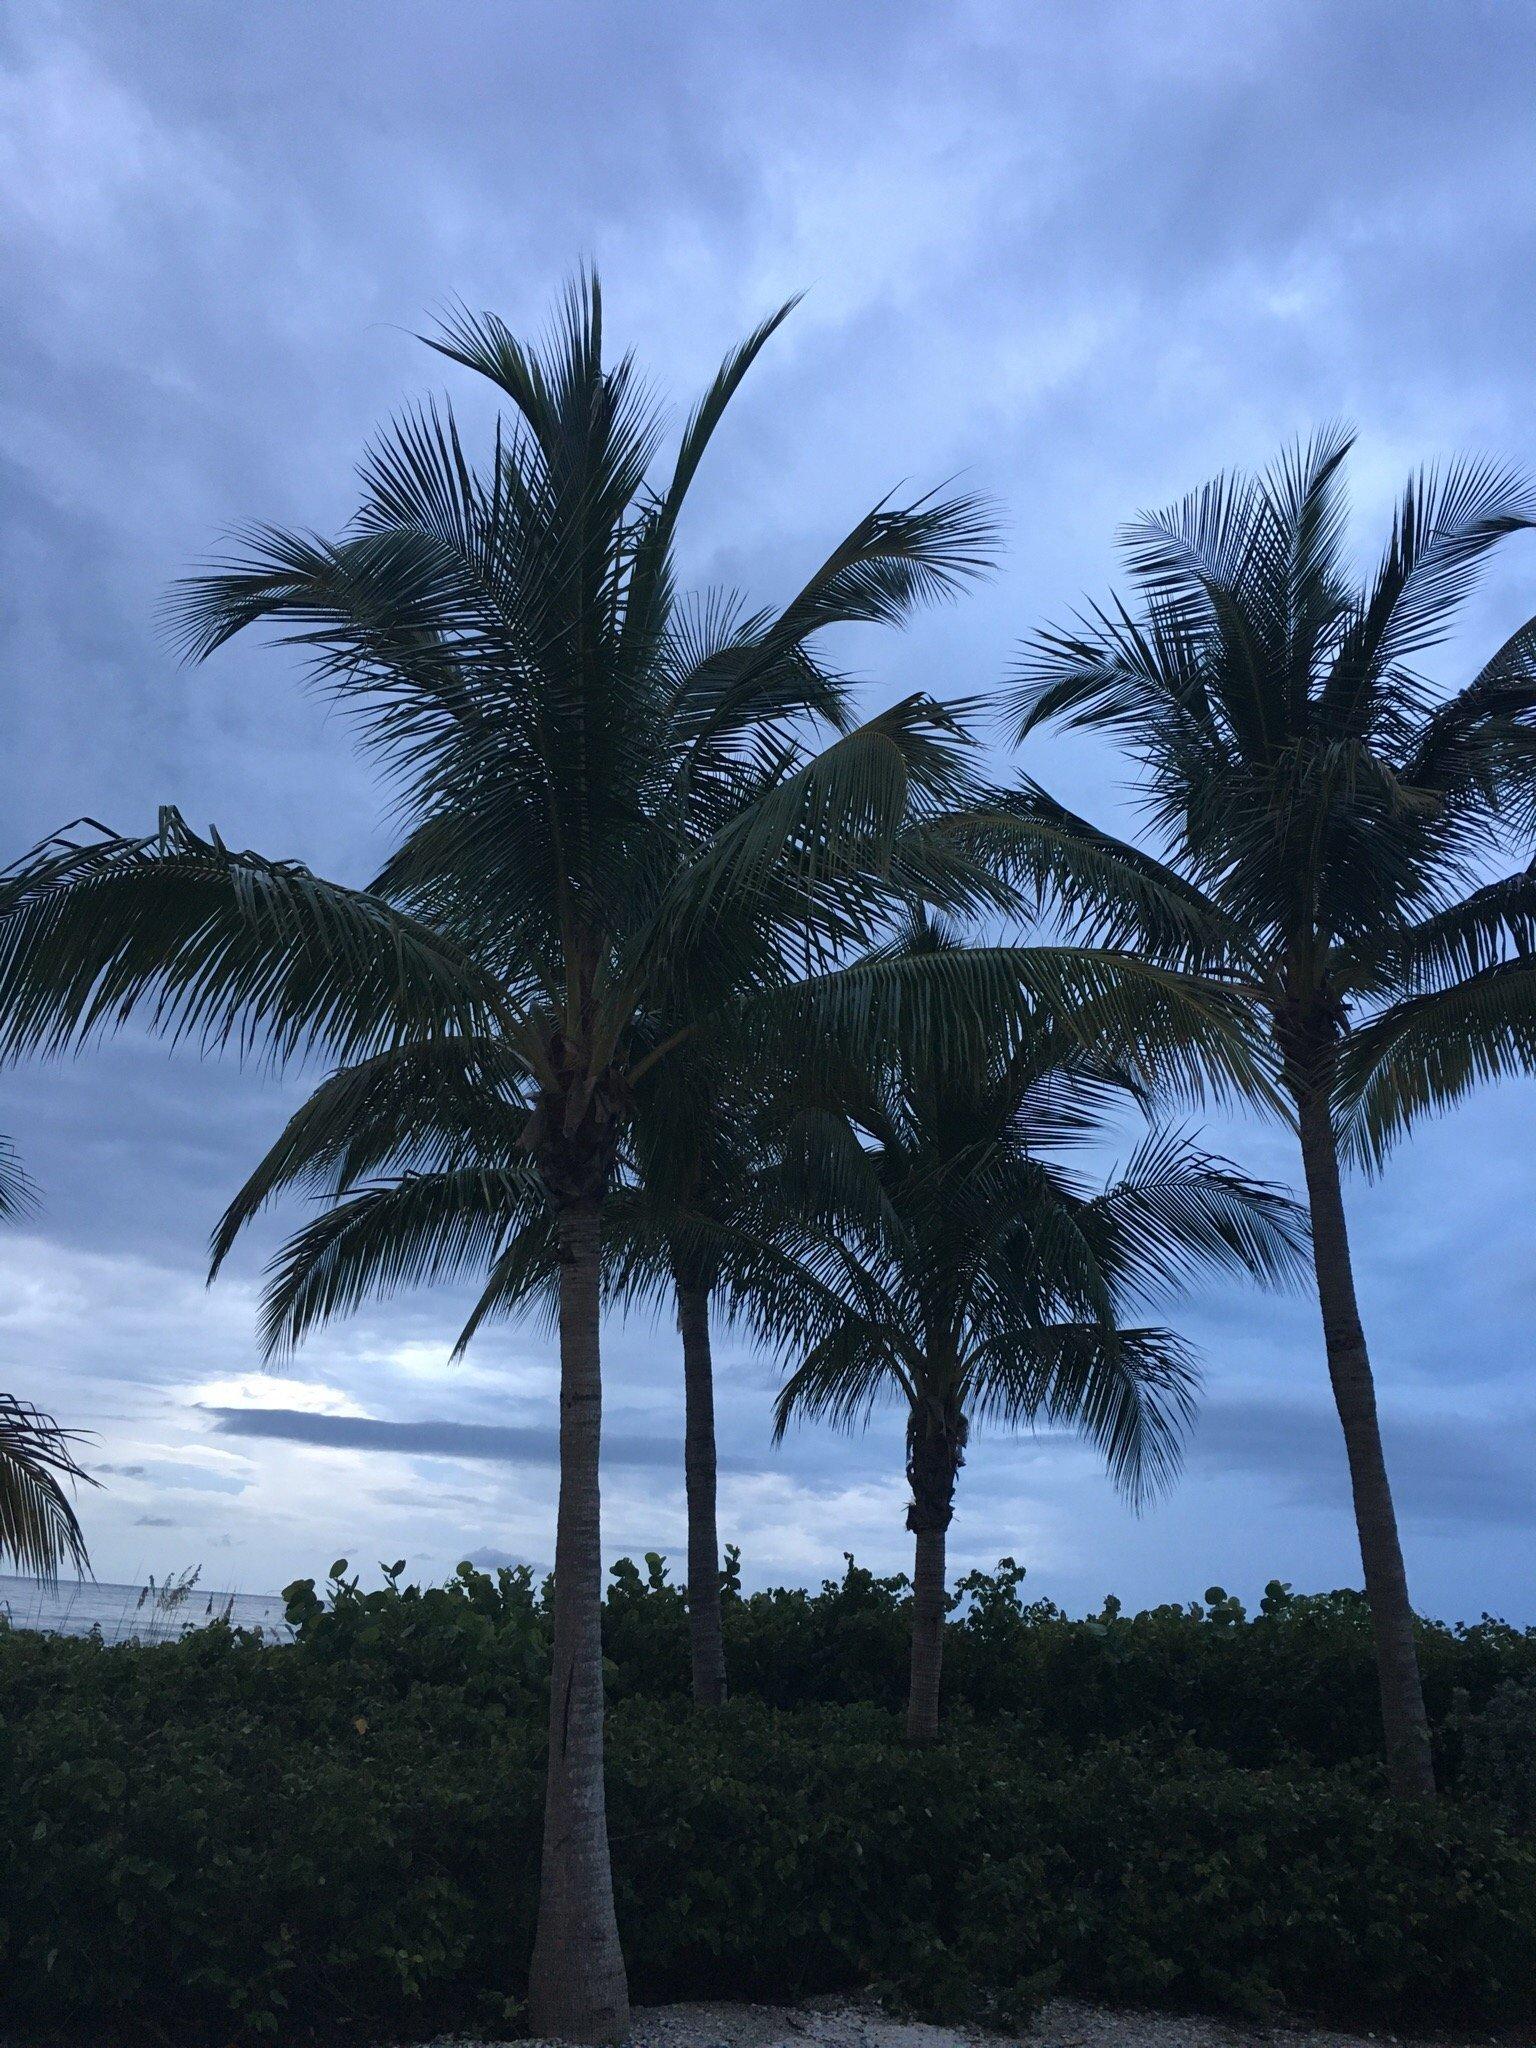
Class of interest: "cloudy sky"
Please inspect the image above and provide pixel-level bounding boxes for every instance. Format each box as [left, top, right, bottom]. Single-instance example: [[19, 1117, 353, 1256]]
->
[[3, 0, 1535, 1621]]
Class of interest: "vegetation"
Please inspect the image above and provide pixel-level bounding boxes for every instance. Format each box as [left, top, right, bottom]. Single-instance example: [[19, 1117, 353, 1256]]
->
[[0, 1559, 1532, 2045], [1010, 433, 1536, 1795], [2, 281, 1536, 2040]]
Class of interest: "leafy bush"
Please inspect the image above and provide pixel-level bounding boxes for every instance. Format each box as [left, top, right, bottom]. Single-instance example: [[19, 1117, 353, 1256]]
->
[[1451, 1674, 1536, 1833], [0, 1558, 1532, 2043]]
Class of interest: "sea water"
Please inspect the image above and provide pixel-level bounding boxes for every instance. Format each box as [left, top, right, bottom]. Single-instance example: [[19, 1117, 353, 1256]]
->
[[0, 1574, 291, 1642]]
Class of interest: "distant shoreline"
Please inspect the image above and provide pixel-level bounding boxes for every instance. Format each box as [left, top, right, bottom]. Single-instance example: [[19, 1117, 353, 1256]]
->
[[0, 1574, 290, 1642]]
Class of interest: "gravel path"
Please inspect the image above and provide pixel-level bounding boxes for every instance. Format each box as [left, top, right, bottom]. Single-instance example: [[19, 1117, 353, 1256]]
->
[[431, 1991, 1495, 2048]]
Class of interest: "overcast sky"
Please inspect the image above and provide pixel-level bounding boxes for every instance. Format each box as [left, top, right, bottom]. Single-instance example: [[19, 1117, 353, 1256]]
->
[[3, 0, 1535, 1621]]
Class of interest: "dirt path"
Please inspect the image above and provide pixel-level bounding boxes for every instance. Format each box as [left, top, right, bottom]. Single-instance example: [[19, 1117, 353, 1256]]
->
[[465, 1992, 1492, 2048]]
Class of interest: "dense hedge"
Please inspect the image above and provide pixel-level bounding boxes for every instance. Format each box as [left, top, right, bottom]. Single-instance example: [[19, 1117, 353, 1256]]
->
[[0, 1557, 1533, 2043]]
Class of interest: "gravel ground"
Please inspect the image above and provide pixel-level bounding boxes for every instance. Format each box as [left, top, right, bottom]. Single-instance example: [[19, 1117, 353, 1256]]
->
[[424, 1991, 1496, 2048]]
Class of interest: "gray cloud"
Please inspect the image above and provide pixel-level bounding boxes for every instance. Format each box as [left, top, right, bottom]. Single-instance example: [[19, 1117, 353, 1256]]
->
[[206, 1406, 725, 1472], [2, 0, 1535, 1619], [1193, 1398, 1536, 1533]]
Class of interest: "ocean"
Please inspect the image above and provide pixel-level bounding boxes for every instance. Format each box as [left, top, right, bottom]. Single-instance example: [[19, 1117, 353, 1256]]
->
[[0, 1573, 292, 1642]]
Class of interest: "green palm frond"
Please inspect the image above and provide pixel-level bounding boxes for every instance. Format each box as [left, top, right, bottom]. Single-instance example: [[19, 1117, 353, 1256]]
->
[[1082, 1129, 1310, 1303], [1344, 866, 1536, 1002], [0, 1394, 93, 1578], [772, 1310, 916, 1442], [0, 810, 512, 1070], [733, 941, 1276, 1112], [966, 1323, 1199, 1505], [1335, 959, 1536, 1170], [259, 1166, 545, 1357], [1318, 463, 1535, 757], [209, 1038, 532, 1277], [941, 779, 1248, 969], [0, 1135, 37, 1223]]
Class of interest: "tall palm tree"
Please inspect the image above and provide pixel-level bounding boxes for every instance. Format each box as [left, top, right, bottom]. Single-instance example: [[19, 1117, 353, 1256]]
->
[[762, 983, 1306, 1741], [1005, 429, 1536, 1796], [0, 281, 1266, 2035]]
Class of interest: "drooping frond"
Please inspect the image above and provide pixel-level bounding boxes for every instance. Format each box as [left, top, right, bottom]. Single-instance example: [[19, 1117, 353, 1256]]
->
[[731, 941, 1276, 1113], [1082, 1129, 1310, 1303], [258, 1166, 545, 1357], [966, 1323, 1199, 1505], [772, 1305, 916, 1443], [941, 779, 1248, 970], [1344, 866, 1536, 1004], [0, 1135, 37, 1223], [209, 1038, 533, 1277], [0, 812, 511, 1070], [1335, 959, 1536, 1171], [0, 1394, 93, 1578]]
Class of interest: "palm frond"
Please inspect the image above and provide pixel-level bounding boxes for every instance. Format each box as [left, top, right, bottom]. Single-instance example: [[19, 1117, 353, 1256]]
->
[[967, 1324, 1199, 1505], [771, 1314, 915, 1442], [210, 1038, 533, 1277], [1083, 1129, 1310, 1303], [1328, 460, 1536, 735], [0, 1394, 93, 1578], [0, 811, 512, 1070], [1335, 959, 1536, 1170], [732, 942, 1277, 1113], [944, 779, 1247, 969], [259, 1166, 545, 1357], [0, 1135, 37, 1223]]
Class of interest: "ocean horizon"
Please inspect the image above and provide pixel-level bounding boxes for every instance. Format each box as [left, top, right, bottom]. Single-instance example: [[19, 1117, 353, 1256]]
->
[[0, 1573, 291, 1642]]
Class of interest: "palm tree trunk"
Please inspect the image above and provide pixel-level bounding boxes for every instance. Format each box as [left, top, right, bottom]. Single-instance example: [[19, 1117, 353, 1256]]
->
[[676, 1278, 727, 1707], [905, 1407, 958, 1744], [1295, 1085, 1436, 1799], [527, 1201, 631, 2040], [906, 1517, 948, 1742]]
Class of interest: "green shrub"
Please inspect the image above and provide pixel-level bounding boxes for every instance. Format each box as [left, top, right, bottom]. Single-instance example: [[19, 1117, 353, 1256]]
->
[[1451, 1674, 1536, 1833], [0, 1558, 1532, 2043]]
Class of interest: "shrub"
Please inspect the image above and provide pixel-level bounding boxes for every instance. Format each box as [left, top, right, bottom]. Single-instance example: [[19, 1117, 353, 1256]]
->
[[0, 1559, 1532, 2043], [1451, 1673, 1536, 1833]]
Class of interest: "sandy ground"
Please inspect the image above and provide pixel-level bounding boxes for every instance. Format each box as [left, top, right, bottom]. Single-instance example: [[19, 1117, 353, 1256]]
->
[[445, 1992, 1497, 2048]]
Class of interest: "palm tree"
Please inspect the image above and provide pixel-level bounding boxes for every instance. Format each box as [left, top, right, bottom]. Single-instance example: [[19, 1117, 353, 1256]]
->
[[1006, 429, 1536, 1796], [3, 279, 1253, 2037], [762, 981, 1306, 1741], [0, 282, 1269, 2029]]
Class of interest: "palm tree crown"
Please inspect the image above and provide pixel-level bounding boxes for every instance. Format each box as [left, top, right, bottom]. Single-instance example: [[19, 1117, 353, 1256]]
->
[[1012, 429, 1536, 1132], [762, 948, 1307, 1738]]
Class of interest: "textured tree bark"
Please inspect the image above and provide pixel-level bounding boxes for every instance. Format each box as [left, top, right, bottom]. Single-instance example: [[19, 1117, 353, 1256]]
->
[[1295, 1084, 1436, 1800], [526, 1201, 632, 2040], [905, 1404, 959, 1744], [677, 1278, 727, 1708], [906, 1518, 948, 1743]]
